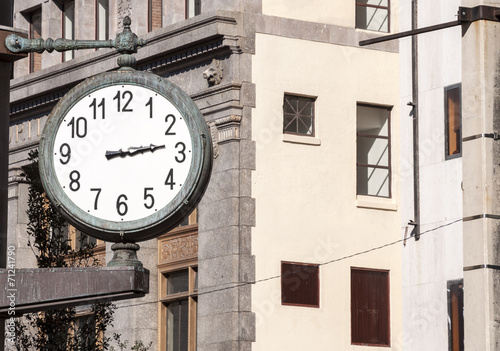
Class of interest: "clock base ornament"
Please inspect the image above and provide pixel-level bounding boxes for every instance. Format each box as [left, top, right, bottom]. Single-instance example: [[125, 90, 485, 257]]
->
[[108, 242, 143, 268]]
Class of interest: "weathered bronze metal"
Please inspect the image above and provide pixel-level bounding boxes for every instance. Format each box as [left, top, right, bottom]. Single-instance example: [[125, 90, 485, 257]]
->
[[5, 16, 145, 67]]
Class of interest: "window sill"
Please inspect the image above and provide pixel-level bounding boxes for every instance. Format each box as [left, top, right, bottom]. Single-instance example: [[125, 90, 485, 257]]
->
[[356, 195, 397, 211], [282, 134, 321, 146]]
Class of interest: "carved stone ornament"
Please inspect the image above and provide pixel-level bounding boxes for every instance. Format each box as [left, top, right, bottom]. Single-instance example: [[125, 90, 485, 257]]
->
[[203, 59, 224, 86], [160, 235, 198, 264]]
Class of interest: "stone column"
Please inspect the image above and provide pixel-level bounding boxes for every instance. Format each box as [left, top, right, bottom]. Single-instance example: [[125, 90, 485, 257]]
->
[[461, 2, 500, 349]]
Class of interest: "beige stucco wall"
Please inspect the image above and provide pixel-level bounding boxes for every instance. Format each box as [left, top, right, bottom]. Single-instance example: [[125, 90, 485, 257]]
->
[[262, 0, 398, 33], [251, 33, 402, 350]]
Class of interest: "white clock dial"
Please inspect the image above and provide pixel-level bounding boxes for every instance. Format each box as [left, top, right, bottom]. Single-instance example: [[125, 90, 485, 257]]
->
[[52, 84, 193, 222]]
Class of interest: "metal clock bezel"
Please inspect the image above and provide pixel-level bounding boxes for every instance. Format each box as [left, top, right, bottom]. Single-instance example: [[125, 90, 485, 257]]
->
[[39, 70, 212, 242]]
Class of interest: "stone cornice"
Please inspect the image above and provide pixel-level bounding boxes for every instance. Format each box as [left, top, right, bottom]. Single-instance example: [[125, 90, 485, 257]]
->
[[9, 11, 242, 106]]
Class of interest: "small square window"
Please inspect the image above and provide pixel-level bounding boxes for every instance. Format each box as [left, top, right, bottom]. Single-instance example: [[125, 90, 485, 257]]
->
[[356, 0, 390, 33], [283, 94, 316, 137], [281, 262, 319, 307]]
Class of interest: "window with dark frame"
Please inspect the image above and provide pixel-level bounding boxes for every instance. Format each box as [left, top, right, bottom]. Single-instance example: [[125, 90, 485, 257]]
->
[[283, 94, 316, 137], [148, 0, 162, 32], [28, 8, 42, 73], [445, 84, 462, 159], [356, 0, 390, 33], [161, 267, 198, 351], [351, 267, 390, 346], [356, 103, 392, 198], [185, 0, 201, 19], [62, 0, 75, 61], [96, 0, 109, 41], [281, 262, 319, 308], [448, 279, 464, 351]]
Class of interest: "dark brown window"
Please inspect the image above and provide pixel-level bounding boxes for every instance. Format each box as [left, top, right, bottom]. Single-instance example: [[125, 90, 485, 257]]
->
[[281, 262, 319, 307], [356, 0, 390, 32], [448, 280, 464, 351], [351, 267, 390, 346], [283, 94, 316, 136], [28, 9, 42, 73], [357, 103, 392, 197], [148, 0, 162, 32], [445, 84, 462, 159]]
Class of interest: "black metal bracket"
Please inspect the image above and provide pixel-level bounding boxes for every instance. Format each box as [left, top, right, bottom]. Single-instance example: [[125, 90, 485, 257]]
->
[[359, 5, 500, 46], [458, 5, 500, 23]]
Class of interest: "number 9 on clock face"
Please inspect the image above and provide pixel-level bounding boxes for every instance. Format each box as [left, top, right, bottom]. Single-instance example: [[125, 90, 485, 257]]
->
[[52, 84, 193, 223]]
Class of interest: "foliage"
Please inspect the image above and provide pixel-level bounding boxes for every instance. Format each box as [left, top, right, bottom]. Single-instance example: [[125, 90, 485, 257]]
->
[[12, 149, 114, 351], [109, 334, 153, 351]]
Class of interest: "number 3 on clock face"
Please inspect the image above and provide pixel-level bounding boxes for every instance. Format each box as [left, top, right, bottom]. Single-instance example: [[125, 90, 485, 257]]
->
[[52, 83, 193, 223]]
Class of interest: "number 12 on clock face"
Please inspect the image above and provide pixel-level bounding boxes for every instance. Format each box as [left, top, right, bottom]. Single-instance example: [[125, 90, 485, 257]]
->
[[52, 84, 193, 223]]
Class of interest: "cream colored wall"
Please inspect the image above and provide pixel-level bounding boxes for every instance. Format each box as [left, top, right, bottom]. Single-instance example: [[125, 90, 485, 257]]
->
[[251, 33, 402, 350], [262, 0, 398, 32]]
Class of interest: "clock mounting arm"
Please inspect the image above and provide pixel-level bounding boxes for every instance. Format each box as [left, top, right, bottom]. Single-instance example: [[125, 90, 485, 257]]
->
[[5, 16, 145, 68]]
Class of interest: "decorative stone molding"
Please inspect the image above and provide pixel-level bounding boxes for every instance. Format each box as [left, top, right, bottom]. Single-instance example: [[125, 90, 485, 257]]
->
[[138, 39, 224, 73], [203, 59, 224, 86], [214, 115, 241, 143], [159, 234, 198, 265], [208, 122, 220, 158]]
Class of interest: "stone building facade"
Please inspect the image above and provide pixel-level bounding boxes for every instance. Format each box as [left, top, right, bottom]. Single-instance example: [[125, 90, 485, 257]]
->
[[6, 0, 402, 350]]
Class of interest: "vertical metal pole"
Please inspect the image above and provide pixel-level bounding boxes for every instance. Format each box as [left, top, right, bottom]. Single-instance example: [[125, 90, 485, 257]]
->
[[411, 0, 420, 240]]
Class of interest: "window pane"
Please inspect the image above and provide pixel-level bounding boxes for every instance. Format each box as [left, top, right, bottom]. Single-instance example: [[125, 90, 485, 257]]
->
[[357, 104, 391, 197], [63, 1, 75, 61], [281, 262, 319, 307], [351, 268, 390, 346], [448, 280, 464, 351], [149, 0, 162, 32], [356, 1, 389, 32], [166, 300, 189, 351], [357, 166, 389, 197], [357, 136, 389, 167], [445, 86, 461, 157], [97, 0, 109, 40], [167, 270, 189, 295], [30, 10, 42, 73], [283, 95, 316, 136]]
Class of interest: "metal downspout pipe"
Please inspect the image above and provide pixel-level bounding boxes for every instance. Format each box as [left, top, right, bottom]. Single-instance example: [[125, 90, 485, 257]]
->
[[412, 0, 421, 240]]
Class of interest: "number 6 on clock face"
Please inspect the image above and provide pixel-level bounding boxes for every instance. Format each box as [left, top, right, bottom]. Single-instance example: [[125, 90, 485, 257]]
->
[[39, 71, 212, 242]]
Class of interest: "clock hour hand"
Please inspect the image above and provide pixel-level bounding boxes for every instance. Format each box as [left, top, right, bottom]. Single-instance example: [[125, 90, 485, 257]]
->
[[105, 144, 165, 160]]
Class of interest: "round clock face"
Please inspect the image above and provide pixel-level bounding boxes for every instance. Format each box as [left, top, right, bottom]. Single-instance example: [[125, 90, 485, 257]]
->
[[39, 71, 212, 242]]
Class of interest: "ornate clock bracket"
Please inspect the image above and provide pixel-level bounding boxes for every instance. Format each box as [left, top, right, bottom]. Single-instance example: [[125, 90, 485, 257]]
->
[[5, 16, 145, 69], [108, 242, 143, 268]]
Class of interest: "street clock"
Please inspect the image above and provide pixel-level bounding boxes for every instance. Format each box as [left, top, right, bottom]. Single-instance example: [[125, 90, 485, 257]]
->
[[39, 69, 212, 242]]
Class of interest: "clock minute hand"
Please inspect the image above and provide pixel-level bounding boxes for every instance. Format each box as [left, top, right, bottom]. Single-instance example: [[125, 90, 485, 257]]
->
[[105, 144, 165, 160]]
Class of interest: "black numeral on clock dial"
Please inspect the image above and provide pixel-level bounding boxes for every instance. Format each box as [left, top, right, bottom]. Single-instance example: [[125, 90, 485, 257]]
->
[[146, 97, 153, 118], [116, 194, 128, 216], [59, 143, 71, 164], [113, 90, 133, 112], [68, 117, 87, 138], [90, 188, 101, 210], [90, 98, 105, 119], [165, 169, 175, 190], [165, 114, 176, 135], [175, 142, 186, 163], [144, 188, 155, 209], [69, 171, 81, 191]]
